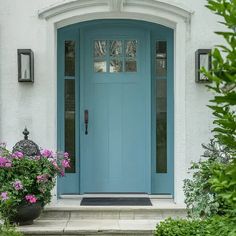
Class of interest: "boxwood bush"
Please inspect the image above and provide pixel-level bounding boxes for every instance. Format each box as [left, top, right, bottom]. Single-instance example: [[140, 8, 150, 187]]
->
[[155, 216, 236, 236], [155, 218, 206, 236]]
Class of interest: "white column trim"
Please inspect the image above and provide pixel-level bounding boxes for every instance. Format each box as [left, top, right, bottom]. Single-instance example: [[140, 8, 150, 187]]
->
[[173, 21, 187, 204]]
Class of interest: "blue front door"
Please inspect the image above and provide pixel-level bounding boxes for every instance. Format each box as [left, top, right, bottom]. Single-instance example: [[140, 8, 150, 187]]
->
[[57, 20, 174, 196], [80, 25, 151, 193]]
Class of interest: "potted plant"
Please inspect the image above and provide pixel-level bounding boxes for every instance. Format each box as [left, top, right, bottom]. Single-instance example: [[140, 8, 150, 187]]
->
[[0, 142, 70, 225]]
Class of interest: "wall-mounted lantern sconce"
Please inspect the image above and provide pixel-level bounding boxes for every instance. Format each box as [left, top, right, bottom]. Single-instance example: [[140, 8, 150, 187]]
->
[[195, 49, 211, 83], [17, 49, 34, 82]]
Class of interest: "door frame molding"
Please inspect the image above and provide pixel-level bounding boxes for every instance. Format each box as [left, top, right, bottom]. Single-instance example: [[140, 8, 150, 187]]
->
[[39, 0, 193, 204]]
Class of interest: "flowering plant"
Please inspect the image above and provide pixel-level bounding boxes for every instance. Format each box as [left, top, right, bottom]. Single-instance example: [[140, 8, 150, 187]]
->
[[0, 143, 70, 222]]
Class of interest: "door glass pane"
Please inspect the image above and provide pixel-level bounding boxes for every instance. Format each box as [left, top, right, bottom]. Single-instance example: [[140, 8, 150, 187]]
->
[[94, 39, 138, 73], [156, 41, 167, 77], [94, 60, 107, 73], [156, 79, 167, 173], [125, 40, 137, 72], [94, 40, 107, 57], [125, 40, 137, 58], [65, 79, 75, 173], [125, 59, 137, 72], [110, 58, 123, 72], [65, 41, 75, 77], [109, 40, 122, 56]]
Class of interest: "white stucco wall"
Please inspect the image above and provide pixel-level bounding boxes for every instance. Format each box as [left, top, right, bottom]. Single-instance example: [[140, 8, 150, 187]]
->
[[0, 0, 58, 149], [0, 0, 226, 203]]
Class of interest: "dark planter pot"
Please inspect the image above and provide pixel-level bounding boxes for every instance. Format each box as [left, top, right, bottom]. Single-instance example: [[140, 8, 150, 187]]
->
[[11, 202, 42, 226]]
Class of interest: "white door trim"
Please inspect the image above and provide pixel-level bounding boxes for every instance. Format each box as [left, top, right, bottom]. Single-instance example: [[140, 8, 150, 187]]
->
[[38, 0, 193, 23], [38, 0, 194, 205]]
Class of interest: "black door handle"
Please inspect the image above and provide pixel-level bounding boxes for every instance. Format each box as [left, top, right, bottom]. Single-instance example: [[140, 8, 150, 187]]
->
[[84, 110, 89, 135]]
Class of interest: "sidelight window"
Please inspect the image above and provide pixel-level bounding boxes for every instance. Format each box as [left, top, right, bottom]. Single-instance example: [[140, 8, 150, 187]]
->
[[64, 40, 76, 173], [156, 41, 167, 173]]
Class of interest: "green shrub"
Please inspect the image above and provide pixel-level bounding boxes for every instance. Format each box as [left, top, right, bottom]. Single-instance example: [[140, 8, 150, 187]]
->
[[155, 216, 236, 236], [183, 140, 230, 218], [183, 0, 236, 220], [205, 215, 236, 236], [0, 224, 23, 236], [155, 218, 206, 236], [209, 158, 236, 216], [204, 0, 236, 221], [204, 0, 236, 152]]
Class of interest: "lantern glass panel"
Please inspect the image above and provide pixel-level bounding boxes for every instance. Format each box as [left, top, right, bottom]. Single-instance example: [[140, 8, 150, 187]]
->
[[18, 49, 34, 82], [20, 54, 30, 80], [199, 54, 209, 81]]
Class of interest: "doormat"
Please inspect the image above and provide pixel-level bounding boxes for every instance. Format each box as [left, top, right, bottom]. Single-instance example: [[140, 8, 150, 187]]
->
[[80, 197, 152, 206]]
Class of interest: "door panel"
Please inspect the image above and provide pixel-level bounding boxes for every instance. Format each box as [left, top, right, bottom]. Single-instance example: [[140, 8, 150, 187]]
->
[[81, 27, 151, 193]]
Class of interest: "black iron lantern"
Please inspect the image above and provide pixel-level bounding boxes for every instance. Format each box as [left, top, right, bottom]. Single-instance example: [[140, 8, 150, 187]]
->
[[17, 49, 34, 82], [195, 49, 211, 83]]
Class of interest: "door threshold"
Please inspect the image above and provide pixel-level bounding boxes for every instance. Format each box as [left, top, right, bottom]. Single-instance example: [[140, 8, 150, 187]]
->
[[60, 194, 173, 199]]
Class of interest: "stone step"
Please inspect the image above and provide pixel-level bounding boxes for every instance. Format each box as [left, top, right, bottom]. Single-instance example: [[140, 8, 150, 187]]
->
[[18, 199, 186, 235], [19, 219, 157, 236], [40, 198, 186, 221], [40, 207, 186, 220]]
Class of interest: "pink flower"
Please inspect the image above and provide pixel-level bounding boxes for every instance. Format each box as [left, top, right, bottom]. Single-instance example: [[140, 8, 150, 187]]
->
[[25, 194, 37, 204], [1, 192, 8, 201], [64, 152, 69, 159], [62, 159, 70, 168], [36, 174, 48, 183], [0, 157, 12, 168], [13, 180, 23, 190], [0, 157, 7, 166], [40, 149, 54, 158], [12, 151, 24, 159], [5, 162, 12, 167], [52, 161, 60, 170]]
